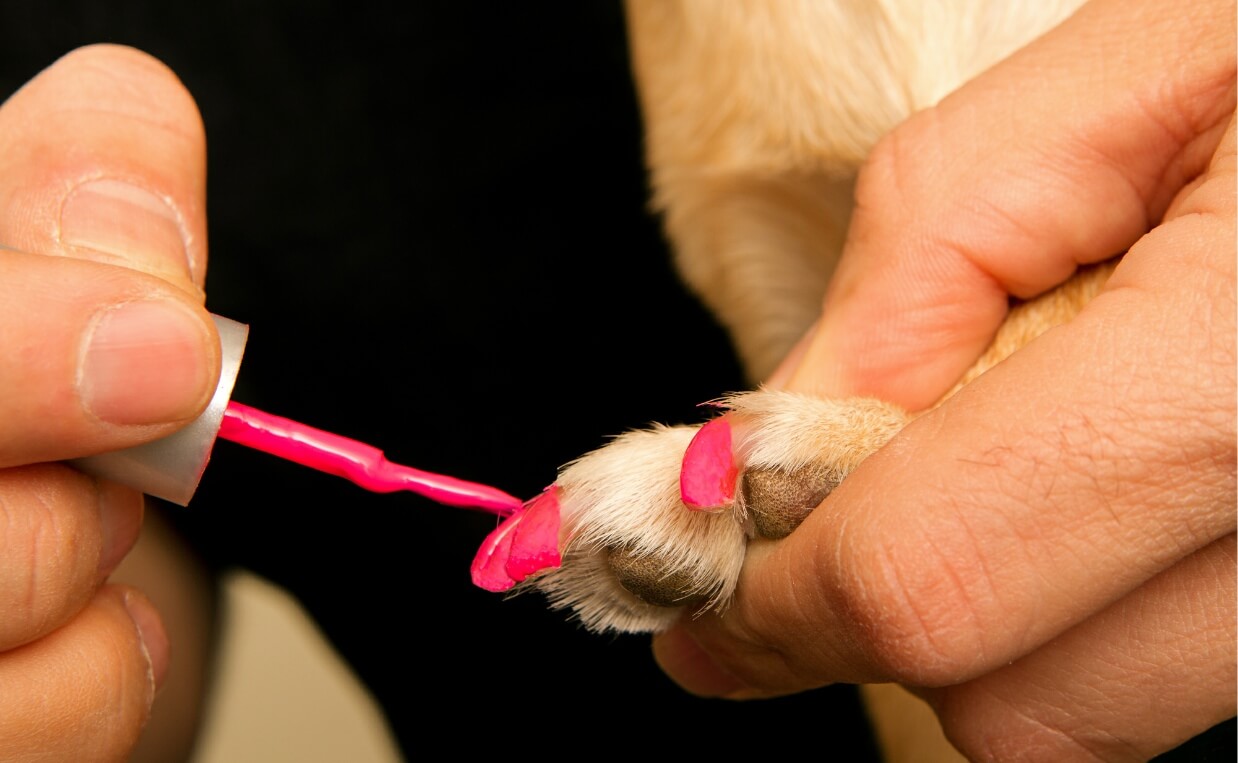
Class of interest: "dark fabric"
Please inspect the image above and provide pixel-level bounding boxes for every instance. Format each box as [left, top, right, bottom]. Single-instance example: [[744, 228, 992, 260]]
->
[[1, 2, 882, 760]]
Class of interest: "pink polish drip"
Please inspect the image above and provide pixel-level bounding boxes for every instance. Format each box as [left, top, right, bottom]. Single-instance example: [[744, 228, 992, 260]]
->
[[218, 401, 523, 515]]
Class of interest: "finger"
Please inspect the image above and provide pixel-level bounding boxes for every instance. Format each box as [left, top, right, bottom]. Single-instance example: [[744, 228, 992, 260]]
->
[[0, 250, 220, 464], [0, 43, 209, 291], [776, 0, 1235, 410], [0, 44, 221, 463], [0, 584, 168, 763], [655, 122, 1235, 693], [0, 464, 143, 649], [925, 535, 1236, 762]]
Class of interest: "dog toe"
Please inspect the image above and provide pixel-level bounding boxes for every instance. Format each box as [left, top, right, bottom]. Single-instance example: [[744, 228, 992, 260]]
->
[[725, 388, 909, 536], [520, 389, 908, 633], [530, 424, 747, 633]]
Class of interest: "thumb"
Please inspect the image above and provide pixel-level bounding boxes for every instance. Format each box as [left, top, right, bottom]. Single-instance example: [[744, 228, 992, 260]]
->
[[773, 0, 1235, 411], [0, 44, 219, 462]]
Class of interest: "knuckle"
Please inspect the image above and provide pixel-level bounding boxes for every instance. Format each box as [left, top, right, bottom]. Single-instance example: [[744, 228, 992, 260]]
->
[[856, 107, 945, 218], [0, 589, 151, 763], [0, 465, 101, 647], [934, 685, 1117, 763], [834, 505, 1001, 685]]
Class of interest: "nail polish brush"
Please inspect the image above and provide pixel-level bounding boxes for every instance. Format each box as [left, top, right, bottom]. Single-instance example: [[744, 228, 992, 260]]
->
[[71, 314, 524, 515]]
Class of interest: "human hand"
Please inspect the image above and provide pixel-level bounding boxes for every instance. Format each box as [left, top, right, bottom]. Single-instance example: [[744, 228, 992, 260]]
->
[[0, 45, 220, 761], [652, 0, 1236, 759]]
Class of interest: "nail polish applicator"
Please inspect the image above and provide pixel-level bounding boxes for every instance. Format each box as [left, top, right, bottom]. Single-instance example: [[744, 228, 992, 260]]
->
[[70, 314, 524, 516]]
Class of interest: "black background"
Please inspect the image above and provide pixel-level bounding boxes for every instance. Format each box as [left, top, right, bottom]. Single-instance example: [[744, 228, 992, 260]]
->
[[1, 3, 1230, 762], [0, 2, 880, 760]]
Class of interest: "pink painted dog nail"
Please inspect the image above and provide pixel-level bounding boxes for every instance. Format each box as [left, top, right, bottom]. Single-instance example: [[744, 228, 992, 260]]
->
[[680, 416, 737, 511], [471, 486, 562, 591]]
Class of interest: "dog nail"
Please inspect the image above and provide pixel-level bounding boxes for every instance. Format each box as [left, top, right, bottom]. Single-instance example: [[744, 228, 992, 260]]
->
[[680, 416, 737, 511]]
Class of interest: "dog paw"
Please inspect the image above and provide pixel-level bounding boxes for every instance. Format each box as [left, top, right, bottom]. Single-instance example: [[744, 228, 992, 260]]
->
[[492, 388, 909, 634]]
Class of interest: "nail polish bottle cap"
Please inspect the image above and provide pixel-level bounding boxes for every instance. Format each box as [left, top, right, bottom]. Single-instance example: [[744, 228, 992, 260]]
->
[[70, 314, 249, 506]]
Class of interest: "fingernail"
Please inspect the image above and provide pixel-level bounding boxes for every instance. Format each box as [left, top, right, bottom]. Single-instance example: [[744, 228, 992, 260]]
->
[[97, 482, 144, 579], [80, 300, 215, 425], [652, 627, 754, 699], [122, 590, 169, 697], [60, 179, 194, 283]]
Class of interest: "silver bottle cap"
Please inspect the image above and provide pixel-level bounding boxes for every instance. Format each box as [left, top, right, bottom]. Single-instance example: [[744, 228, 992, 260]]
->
[[70, 314, 249, 506]]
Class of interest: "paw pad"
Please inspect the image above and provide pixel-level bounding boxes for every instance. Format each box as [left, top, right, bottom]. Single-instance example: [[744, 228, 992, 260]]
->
[[607, 543, 711, 608], [741, 464, 841, 539]]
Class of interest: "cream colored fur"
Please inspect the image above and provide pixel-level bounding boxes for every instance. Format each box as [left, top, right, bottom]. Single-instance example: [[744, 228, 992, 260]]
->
[[521, 2, 1110, 761], [624, 0, 1085, 382]]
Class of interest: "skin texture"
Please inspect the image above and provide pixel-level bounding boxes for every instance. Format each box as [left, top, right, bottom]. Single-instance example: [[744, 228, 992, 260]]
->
[[651, 0, 1237, 760], [0, 45, 220, 761]]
